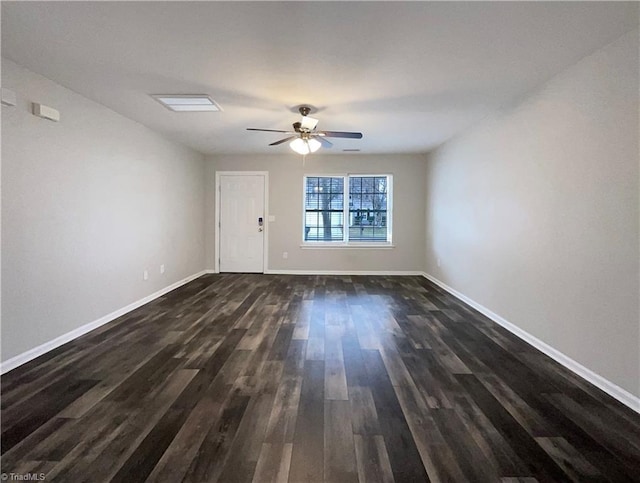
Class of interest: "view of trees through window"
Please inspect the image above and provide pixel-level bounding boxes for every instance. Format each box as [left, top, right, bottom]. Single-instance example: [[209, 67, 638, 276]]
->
[[304, 175, 390, 243], [304, 177, 344, 241], [349, 176, 388, 241]]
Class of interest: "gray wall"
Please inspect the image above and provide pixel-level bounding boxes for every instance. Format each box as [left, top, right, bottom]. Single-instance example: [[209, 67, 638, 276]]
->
[[425, 30, 639, 397], [1, 59, 206, 363], [205, 154, 427, 273]]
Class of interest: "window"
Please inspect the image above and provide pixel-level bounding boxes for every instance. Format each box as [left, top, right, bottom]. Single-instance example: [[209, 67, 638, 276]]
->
[[303, 175, 392, 245]]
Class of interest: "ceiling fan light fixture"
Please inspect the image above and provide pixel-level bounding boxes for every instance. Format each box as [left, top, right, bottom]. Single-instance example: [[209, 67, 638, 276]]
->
[[308, 138, 322, 153], [290, 138, 310, 155], [289, 137, 322, 155]]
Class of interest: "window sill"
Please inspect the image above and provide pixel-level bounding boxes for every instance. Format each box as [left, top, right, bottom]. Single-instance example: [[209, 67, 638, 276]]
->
[[300, 243, 395, 249]]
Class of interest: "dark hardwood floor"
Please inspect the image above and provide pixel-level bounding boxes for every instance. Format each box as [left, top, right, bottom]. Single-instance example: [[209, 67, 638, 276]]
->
[[2, 274, 639, 482]]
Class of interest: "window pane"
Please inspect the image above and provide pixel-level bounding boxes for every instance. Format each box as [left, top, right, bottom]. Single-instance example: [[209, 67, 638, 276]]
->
[[349, 177, 362, 194], [305, 193, 318, 209], [304, 210, 344, 241], [304, 176, 345, 242], [318, 193, 330, 208], [306, 177, 318, 194], [374, 193, 387, 211], [348, 175, 389, 242], [331, 177, 344, 194]]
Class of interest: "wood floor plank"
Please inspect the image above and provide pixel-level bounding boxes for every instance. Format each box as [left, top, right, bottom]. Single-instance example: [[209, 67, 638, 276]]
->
[[216, 390, 278, 482], [1, 378, 99, 454], [422, 442, 471, 483], [362, 349, 430, 482], [455, 373, 571, 481], [402, 350, 454, 409], [25, 400, 120, 462], [264, 375, 303, 444], [342, 333, 370, 389], [291, 300, 312, 341], [288, 360, 325, 482], [253, 442, 292, 483], [182, 393, 251, 482], [393, 382, 453, 482], [475, 373, 556, 438], [0, 417, 72, 470], [534, 436, 603, 482], [324, 399, 358, 483], [306, 334, 325, 361], [542, 392, 640, 476], [282, 339, 307, 379], [379, 334, 417, 388], [432, 408, 502, 482], [70, 368, 198, 482], [324, 325, 349, 400], [349, 385, 382, 436], [351, 304, 381, 350], [269, 326, 295, 361], [353, 434, 395, 483], [144, 381, 233, 482], [39, 404, 131, 481], [2, 274, 638, 482], [451, 393, 533, 479]]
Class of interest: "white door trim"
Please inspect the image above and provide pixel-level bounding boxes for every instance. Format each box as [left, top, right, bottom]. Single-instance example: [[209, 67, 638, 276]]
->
[[214, 171, 269, 273]]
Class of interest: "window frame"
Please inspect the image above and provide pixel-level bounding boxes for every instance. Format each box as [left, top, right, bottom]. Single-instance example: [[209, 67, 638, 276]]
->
[[301, 173, 393, 248]]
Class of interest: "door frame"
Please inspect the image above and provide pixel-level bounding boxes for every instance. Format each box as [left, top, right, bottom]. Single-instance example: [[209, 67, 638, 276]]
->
[[214, 171, 269, 274]]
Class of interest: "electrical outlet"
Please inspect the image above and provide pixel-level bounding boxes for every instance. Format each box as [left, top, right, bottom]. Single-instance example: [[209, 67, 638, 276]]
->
[[282, 252, 288, 259], [143, 270, 149, 281], [160, 264, 165, 274]]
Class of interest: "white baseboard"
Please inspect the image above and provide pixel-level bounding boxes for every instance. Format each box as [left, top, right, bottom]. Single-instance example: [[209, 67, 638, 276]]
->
[[421, 272, 640, 413], [207, 269, 424, 276], [1, 270, 208, 375], [264, 270, 425, 276]]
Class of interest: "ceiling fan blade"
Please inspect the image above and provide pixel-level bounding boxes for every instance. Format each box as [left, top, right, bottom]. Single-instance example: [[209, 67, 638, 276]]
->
[[317, 130, 363, 139], [247, 128, 292, 133], [314, 136, 333, 148], [269, 136, 297, 146]]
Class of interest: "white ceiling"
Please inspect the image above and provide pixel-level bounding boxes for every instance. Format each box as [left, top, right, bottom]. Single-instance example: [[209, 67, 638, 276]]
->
[[2, 2, 637, 155]]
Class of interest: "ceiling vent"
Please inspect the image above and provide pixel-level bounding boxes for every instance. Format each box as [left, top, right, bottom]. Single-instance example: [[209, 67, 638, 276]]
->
[[151, 94, 222, 112]]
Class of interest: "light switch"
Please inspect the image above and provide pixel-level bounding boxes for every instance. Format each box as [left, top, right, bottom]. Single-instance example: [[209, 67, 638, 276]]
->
[[268, 215, 276, 222]]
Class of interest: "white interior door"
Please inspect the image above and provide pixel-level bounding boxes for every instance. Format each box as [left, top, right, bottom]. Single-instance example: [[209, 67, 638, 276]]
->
[[219, 174, 265, 273]]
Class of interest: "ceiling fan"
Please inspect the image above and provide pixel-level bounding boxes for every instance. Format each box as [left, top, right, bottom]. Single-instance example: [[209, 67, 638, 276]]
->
[[247, 106, 363, 155]]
